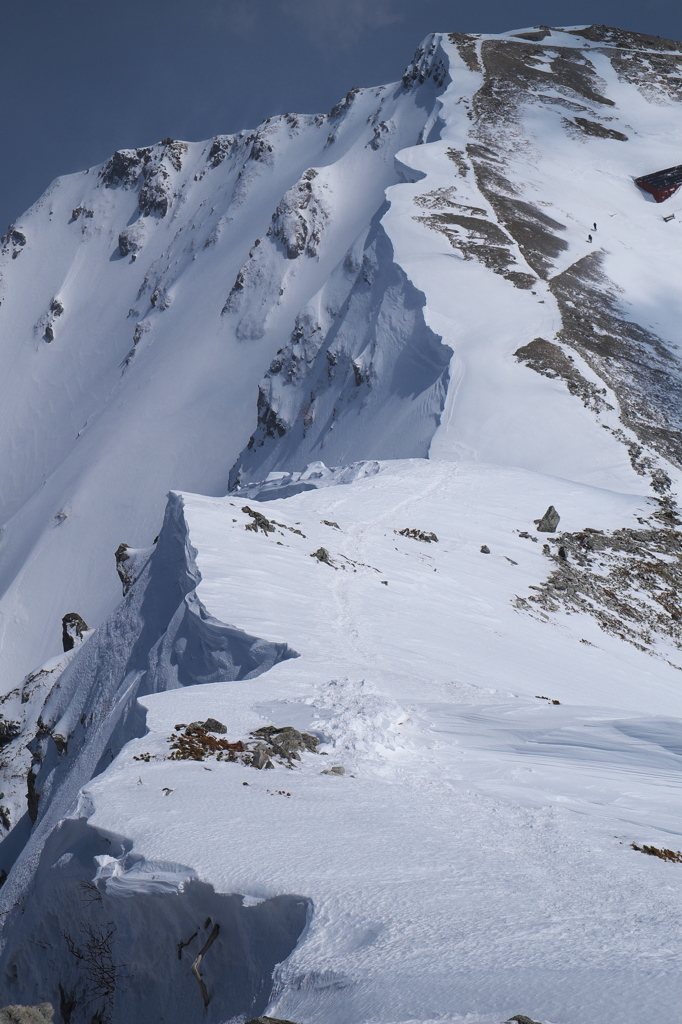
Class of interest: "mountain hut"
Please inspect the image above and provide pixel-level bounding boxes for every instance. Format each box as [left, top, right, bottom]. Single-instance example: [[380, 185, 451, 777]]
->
[[635, 164, 682, 203]]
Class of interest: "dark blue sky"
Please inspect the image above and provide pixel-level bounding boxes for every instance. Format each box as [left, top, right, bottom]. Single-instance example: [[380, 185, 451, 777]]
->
[[2, 0, 680, 231]]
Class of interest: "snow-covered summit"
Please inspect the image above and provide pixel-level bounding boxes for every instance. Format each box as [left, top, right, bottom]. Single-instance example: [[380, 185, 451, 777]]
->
[[2, 24, 682, 1024], [2, 25, 682, 685]]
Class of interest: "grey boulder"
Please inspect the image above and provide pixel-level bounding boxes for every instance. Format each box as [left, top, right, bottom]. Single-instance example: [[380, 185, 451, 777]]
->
[[534, 505, 560, 532], [61, 612, 88, 652]]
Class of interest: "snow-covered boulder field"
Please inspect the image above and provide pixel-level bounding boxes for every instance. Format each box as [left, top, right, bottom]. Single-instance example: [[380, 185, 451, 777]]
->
[[1, 23, 682, 1024]]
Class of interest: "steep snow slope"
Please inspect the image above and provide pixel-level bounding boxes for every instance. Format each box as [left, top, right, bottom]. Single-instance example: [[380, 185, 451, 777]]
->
[[5, 26, 682, 697], [232, 27, 682, 496], [3, 22, 682, 1024], [2, 461, 682, 1024], [0, 45, 445, 689]]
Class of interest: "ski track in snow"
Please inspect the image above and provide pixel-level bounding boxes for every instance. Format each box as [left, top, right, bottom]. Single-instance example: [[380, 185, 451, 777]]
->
[[3, 460, 680, 1024]]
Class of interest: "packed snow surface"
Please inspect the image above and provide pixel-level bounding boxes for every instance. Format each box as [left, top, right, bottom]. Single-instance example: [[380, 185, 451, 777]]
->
[[1, 22, 682, 1024], [3, 460, 682, 1023]]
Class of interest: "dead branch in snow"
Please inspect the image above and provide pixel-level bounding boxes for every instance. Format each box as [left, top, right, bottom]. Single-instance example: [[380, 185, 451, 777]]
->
[[191, 922, 220, 1008]]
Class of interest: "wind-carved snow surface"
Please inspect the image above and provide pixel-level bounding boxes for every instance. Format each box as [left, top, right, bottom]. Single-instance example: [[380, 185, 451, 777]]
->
[[4, 811, 309, 1024], [3, 462, 682, 1024], [3, 23, 682, 1024], [0, 493, 302, 1024], [0, 492, 296, 872], [229, 220, 451, 488], [0, 47, 446, 691]]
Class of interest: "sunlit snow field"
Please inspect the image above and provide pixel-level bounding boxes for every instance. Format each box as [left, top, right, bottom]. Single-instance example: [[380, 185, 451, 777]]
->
[[1, 24, 682, 1024]]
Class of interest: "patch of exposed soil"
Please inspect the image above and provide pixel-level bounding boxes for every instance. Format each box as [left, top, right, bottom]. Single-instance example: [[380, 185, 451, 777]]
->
[[134, 723, 320, 770], [567, 25, 682, 53], [475, 39, 614, 128], [549, 253, 682, 470], [514, 337, 612, 413], [416, 211, 516, 275], [446, 149, 470, 177], [517, 502, 682, 658], [568, 117, 628, 141], [631, 842, 682, 862], [448, 33, 482, 73]]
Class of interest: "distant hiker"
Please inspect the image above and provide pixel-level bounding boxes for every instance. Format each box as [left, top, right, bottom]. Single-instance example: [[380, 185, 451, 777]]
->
[[587, 234, 593, 242], [593, 221, 597, 230]]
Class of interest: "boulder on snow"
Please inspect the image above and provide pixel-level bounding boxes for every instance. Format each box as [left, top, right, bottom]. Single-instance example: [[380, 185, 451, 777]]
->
[[534, 505, 560, 532], [61, 612, 88, 652], [397, 527, 438, 543], [118, 222, 146, 258], [252, 725, 319, 761], [251, 744, 274, 770], [507, 1016, 544, 1024], [242, 505, 276, 534], [115, 543, 153, 595], [310, 547, 335, 566], [188, 718, 227, 734], [0, 1004, 54, 1024]]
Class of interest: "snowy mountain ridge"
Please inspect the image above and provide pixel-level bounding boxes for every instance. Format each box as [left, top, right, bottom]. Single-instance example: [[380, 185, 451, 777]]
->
[[1, 23, 682, 1024]]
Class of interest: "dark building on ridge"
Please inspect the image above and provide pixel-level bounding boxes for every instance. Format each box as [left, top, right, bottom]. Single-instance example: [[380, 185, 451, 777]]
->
[[635, 165, 682, 203]]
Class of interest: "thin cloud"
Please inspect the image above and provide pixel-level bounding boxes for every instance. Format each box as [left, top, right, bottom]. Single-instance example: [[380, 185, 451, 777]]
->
[[282, 0, 405, 47], [205, 0, 261, 34], [199, 0, 405, 48]]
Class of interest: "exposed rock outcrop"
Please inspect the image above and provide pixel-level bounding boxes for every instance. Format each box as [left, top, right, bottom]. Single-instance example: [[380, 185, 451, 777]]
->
[[61, 613, 88, 653], [0, 1005, 54, 1024], [135, 722, 318, 770], [268, 169, 329, 260], [115, 543, 153, 596], [118, 222, 146, 258], [534, 506, 560, 532], [520, 499, 682, 656]]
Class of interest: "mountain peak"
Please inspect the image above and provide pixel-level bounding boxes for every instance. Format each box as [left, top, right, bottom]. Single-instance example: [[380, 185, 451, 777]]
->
[[1, 27, 682, 1023]]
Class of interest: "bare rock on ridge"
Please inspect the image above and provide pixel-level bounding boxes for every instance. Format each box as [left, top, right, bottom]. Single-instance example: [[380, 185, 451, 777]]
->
[[534, 506, 560, 532], [61, 612, 88, 653], [115, 543, 153, 595]]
